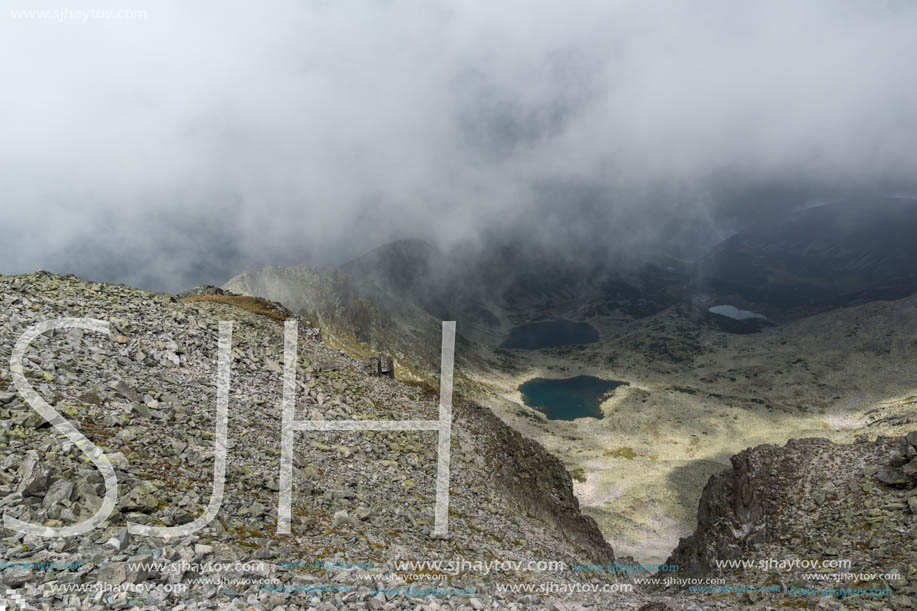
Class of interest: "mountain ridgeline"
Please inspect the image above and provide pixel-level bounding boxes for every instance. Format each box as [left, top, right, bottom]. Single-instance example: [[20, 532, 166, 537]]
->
[[226, 196, 917, 381], [700, 196, 917, 316], [224, 240, 685, 381]]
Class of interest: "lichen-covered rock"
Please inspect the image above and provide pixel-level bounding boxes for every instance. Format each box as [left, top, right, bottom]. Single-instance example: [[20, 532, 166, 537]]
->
[[17, 457, 49, 497]]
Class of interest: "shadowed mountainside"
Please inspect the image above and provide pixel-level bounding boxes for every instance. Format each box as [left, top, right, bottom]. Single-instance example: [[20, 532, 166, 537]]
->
[[700, 197, 917, 317]]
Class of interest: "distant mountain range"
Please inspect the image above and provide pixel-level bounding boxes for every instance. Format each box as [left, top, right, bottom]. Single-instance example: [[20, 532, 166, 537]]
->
[[699, 196, 917, 315], [225, 195, 917, 378]]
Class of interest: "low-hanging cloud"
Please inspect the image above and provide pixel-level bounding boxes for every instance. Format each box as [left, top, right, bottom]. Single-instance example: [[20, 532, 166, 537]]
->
[[2, 0, 916, 291]]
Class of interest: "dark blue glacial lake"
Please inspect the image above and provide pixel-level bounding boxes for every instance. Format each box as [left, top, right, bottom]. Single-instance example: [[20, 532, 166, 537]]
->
[[519, 376, 626, 420], [500, 319, 599, 350]]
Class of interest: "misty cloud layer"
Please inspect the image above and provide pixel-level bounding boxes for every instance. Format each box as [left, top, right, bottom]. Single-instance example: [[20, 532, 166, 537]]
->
[[3, 0, 917, 291]]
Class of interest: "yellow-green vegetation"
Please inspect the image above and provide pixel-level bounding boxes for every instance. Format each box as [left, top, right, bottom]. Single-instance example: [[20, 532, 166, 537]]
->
[[604, 447, 638, 460], [180, 295, 289, 321], [569, 467, 587, 482], [322, 330, 432, 384]]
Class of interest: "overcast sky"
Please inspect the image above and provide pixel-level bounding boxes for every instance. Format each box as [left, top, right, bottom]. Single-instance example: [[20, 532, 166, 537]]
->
[[2, 0, 916, 291]]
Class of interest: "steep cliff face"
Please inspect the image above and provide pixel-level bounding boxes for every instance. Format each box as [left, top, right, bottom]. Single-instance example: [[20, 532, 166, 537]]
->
[[457, 402, 614, 565], [668, 435, 917, 608]]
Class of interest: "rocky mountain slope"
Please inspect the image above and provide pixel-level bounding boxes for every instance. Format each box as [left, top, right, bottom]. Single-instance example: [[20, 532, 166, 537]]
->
[[0, 272, 632, 610], [668, 434, 917, 610]]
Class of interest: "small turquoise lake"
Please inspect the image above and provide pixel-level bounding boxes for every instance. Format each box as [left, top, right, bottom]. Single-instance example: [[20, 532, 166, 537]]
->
[[519, 376, 626, 420]]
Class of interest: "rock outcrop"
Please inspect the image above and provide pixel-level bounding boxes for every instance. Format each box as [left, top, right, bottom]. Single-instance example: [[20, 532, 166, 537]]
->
[[668, 435, 917, 609], [366, 354, 394, 378], [458, 403, 614, 566]]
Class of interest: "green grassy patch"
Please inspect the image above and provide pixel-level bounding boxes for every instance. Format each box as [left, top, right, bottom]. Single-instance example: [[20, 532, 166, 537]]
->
[[180, 295, 289, 321], [604, 447, 638, 460]]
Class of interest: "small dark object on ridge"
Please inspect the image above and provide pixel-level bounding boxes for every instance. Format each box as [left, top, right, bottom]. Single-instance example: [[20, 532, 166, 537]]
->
[[367, 354, 394, 378]]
